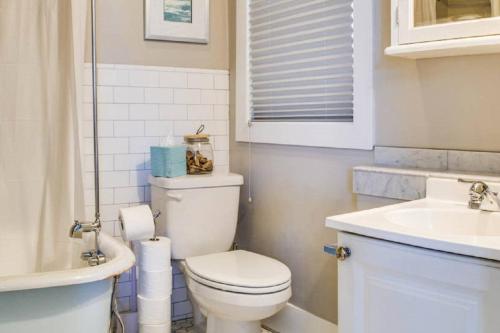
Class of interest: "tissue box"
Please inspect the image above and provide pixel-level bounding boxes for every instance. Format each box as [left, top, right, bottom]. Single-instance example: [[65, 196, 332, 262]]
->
[[150, 146, 187, 178]]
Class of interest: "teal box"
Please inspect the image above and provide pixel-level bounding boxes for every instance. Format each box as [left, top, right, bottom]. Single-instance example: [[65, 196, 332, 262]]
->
[[150, 145, 187, 178]]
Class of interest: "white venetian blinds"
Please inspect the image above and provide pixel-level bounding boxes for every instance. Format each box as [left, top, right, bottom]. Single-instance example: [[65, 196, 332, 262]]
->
[[249, 0, 354, 122]]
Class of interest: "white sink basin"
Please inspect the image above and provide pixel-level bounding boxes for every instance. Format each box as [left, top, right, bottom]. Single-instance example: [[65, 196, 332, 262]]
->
[[326, 177, 500, 261], [384, 208, 500, 237]]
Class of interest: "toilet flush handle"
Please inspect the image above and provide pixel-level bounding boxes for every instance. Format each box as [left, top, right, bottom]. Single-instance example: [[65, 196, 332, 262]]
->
[[166, 192, 183, 201]]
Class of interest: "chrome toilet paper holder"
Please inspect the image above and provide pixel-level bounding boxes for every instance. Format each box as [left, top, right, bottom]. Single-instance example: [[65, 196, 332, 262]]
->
[[151, 210, 161, 241]]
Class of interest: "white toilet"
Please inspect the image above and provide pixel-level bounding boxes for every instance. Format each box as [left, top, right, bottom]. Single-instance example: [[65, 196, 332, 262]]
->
[[150, 173, 291, 333]]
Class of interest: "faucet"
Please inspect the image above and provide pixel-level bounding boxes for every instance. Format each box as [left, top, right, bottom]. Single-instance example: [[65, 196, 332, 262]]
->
[[69, 220, 106, 266], [458, 179, 500, 212]]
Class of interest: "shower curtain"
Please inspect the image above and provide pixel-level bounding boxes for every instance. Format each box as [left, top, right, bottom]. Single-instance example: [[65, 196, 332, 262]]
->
[[414, 0, 437, 26], [493, 0, 500, 16], [0, 0, 87, 273]]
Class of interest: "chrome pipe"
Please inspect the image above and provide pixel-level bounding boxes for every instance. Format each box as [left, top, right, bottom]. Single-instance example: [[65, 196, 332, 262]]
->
[[91, 0, 100, 222]]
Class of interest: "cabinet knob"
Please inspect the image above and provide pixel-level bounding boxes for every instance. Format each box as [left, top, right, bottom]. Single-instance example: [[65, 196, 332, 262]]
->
[[324, 244, 351, 261]]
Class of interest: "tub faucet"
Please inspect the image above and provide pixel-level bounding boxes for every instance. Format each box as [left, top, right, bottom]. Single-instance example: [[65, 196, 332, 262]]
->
[[458, 179, 500, 212], [69, 220, 106, 266]]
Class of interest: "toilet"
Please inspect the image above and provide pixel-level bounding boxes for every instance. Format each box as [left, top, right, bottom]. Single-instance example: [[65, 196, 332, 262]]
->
[[150, 173, 291, 333]]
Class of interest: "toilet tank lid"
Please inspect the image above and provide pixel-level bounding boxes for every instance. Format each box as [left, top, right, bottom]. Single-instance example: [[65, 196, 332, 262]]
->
[[149, 173, 244, 189]]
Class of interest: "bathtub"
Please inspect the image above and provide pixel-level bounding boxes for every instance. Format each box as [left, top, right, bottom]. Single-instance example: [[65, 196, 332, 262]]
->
[[0, 232, 135, 333]]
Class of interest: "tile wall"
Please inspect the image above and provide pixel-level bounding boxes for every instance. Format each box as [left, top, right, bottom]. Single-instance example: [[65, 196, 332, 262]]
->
[[82, 63, 230, 320]]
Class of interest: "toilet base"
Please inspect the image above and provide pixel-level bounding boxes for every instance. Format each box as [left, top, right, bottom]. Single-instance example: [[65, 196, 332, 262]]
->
[[206, 314, 261, 333]]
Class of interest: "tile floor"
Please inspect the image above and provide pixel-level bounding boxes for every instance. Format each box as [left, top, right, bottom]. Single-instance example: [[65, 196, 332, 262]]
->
[[171, 318, 274, 333]]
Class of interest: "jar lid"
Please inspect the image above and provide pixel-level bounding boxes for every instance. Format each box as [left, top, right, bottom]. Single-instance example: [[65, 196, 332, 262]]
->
[[184, 134, 210, 143]]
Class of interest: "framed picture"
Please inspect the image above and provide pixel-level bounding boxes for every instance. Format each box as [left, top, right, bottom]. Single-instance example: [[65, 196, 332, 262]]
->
[[145, 0, 210, 44]]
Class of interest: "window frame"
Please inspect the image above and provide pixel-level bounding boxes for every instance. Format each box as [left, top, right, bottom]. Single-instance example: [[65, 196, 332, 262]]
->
[[235, 0, 374, 150]]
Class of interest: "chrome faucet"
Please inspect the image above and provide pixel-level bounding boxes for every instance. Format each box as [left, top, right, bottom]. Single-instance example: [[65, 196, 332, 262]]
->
[[458, 179, 500, 212], [69, 220, 106, 266]]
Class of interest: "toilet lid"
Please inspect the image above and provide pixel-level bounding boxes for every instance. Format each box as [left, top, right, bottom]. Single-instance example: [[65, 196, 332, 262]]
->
[[185, 250, 291, 290]]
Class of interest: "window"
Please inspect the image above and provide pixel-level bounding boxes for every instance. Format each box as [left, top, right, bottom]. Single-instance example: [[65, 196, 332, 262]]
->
[[236, 0, 374, 149]]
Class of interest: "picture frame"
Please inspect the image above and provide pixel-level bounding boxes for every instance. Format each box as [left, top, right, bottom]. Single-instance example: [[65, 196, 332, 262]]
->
[[144, 0, 210, 44]]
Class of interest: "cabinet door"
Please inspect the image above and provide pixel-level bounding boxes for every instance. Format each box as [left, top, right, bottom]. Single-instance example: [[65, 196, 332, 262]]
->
[[337, 232, 500, 333], [398, 0, 500, 44]]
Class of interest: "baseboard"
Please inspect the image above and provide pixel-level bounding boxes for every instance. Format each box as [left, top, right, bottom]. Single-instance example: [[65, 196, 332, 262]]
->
[[121, 303, 337, 333], [263, 303, 338, 333]]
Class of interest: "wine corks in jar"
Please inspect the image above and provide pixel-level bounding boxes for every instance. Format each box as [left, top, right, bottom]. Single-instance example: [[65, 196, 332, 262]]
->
[[184, 133, 214, 174]]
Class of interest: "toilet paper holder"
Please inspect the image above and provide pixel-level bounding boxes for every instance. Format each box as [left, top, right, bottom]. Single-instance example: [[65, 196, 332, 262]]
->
[[151, 210, 161, 241]]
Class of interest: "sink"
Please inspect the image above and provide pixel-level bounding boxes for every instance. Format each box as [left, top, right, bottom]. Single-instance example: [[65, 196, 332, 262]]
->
[[384, 208, 500, 237], [326, 177, 500, 261]]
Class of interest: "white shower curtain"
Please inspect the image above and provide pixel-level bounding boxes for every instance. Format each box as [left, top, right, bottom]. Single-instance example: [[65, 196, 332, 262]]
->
[[493, 0, 500, 16], [414, 0, 437, 26], [0, 0, 87, 273]]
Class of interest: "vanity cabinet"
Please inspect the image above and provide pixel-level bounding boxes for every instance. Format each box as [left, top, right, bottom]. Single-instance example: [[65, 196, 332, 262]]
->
[[386, 0, 500, 58], [337, 232, 500, 333]]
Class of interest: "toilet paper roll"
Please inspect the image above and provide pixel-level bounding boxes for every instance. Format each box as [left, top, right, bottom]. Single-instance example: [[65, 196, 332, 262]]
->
[[138, 295, 171, 325], [139, 323, 171, 333], [139, 267, 173, 299], [139, 237, 171, 271], [119, 205, 155, 241]]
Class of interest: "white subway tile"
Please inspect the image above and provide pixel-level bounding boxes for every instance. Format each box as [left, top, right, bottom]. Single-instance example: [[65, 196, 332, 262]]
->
[[215, 90, 229, 105], [101, 221, 115, 236], [98, 104, 129, 120], [205, 120, 228, 136], [84, 188, 114, 205], [100, 171, 130, 188], [144, 185, 151, 202], [84, 68, 92, 85], [99, 138, 129, 154], [114, 121, 145, 137], [213, 136, 229, 151], [83, 103, 93, 121], [214, 74, 229, 90], [129, 70, 159, 87], [129, 170, 150, 187], [114, 87, 145, 104], [187, 105, 213, 120], [187, 73, 214, 89], [114, 154, 146, 171], [129, 104, 159, 120], [159, 104, 188, 120], [173, 275, 186, 288], [173, 301, 192, 317], [213, 105, 229, 120], [100, 204, 129, 222], [145, 121, 174, 137], [200, 89, 216, 105], [172, 288, 188, 303], [84, 86, 114, 103], [159, 72, 187, 88], [84, 120, 114, 138], [174, 89, 201, 105], [117, 297, 131, 313], [214, 150, 229, 166], [117, 281, 133, 297], [114, 70, 130, 86], [173, 121, 203, 136], [114, 187, 145, 204], [97, 69, 118, 86], [145, 88, 173, 104], [85, 155, 114, 172], [129, 137, 160, 153]]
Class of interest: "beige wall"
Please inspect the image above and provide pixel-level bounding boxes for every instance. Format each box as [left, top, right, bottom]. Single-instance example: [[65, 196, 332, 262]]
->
[[85, 0, 229, 69], [229, 0, 500, 324]]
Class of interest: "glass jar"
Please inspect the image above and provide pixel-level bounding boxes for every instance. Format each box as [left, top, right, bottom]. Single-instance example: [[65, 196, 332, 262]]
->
[[184, 134, 214, 175]]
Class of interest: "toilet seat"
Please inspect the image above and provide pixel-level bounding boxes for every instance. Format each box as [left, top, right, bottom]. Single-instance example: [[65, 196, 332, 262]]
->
[[185, 250, 291, 295]]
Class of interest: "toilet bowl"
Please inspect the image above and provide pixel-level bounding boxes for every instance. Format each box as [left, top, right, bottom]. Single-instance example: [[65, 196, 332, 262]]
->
[[150, 173, 292, 332], [182, 250, 291, 333]]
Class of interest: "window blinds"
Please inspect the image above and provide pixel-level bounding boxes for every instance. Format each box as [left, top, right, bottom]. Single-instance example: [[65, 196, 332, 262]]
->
[[249, 0, 354, 122]]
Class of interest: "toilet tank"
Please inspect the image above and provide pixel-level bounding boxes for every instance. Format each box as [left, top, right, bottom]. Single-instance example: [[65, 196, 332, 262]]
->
[[149, 173, 244, 259]]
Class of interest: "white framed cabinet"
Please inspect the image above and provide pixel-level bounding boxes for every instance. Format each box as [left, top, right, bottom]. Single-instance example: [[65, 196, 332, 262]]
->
[[386, 0, 500, 58], [336, 232, 500, 333]]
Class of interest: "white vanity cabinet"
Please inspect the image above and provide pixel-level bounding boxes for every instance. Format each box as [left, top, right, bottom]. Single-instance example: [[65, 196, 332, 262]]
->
[[337, 232, 500, 333], [386, 0, 500, 58]]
